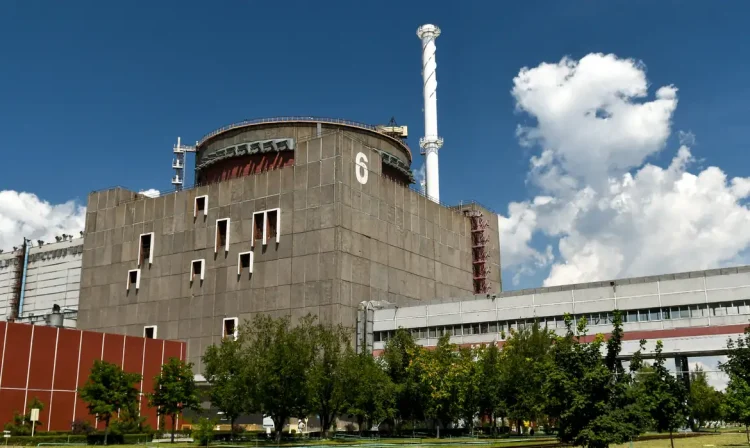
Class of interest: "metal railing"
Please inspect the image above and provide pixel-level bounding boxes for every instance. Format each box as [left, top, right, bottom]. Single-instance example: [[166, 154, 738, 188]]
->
[[197, 116, 399, 147]]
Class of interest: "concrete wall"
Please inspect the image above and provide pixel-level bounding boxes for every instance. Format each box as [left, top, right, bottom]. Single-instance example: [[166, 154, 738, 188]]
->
[[78, 125, 489, 371], [0, 240, 83, 326]]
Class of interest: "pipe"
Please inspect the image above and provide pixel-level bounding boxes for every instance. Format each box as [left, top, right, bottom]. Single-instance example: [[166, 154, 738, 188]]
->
[[417, 24, 444, 203], [18, 238, 30, 316]]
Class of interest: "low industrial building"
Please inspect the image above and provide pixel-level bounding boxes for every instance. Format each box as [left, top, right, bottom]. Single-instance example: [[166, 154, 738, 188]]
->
[[367, 265, 750, 362], [0, 238, 83, 327]]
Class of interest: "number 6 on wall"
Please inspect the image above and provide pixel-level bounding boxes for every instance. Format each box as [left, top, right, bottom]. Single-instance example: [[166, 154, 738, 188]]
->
[[355, 152, 368, 185]]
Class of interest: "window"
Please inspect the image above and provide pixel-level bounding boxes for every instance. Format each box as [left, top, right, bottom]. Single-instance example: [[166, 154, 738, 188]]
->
[[680, 306, 691, 319], [238, 251, 253, 275], [649, 308, 661, 321], [215, 218, 230, 252], [223, 318, 238, 340], [194, 195, 208, 218], [726, 302, 740, 316], [419, 328, 427, 339], [252, 209, 282, 246], [429, 327, 437, 338], [144, 326, 157, 339], [127, 269, 140, 291], [638, 310, 648, 322], [253, 212, 264, 244], [267, 209, 279, 242], [138, 232, 154, 267], [190, 259, 205, 283], [454, 325, 463, 336]]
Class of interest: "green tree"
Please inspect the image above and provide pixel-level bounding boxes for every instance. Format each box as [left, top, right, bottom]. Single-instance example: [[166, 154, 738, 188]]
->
[[191, 418, 216, 447], [722, 375, 750, 444], [148, 358, 201, 443], [501, 321, 554, 433], [110, 400, 150, 435], [381, 329, 425, 430], [78, 360, 142, 445], [720, 328, 750, 444], [476, 344, 505, 435], [3, 397, 46, 436], [641, 341, 689, 448], [455, 347, 481, 435], [544, 312, 648, 448], [242, 315, 315, 441], [343, 351, 395, 434], [202, 337, 248, 440], [410, 334, 459, 437], [307, 323, 351, 438], [689, 366, 723, 429]]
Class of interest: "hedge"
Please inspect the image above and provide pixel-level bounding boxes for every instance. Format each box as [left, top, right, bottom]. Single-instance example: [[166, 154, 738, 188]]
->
[[86, 433, 152, 444], [1, 435, 87, 446]]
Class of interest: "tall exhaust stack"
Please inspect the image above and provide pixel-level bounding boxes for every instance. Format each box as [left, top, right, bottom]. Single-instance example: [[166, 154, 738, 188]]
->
[[417, 24, 443, 203]]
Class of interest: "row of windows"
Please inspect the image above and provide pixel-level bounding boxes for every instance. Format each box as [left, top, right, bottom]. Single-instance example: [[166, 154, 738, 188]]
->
[[374, 300, 750, 342], [143, 317, 238, 340], [127, 206, 281, 291]]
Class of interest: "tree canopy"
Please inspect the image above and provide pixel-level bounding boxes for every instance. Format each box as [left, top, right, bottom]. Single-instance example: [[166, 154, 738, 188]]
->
[[78, 360, 141, 445], [148, 358, 201, 443]]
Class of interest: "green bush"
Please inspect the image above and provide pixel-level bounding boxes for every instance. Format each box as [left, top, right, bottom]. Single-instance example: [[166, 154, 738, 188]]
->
[[85, 432, 151, 444], [192, 418, 215, 446], [2, 434, 87, 446]]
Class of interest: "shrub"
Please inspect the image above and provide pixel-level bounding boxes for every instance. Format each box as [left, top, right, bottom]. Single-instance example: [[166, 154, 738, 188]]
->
[[71, 419, 95, 435], [3, 435, 87, 446], [85, 432, 151, 444], [192, 418, 215, 446]]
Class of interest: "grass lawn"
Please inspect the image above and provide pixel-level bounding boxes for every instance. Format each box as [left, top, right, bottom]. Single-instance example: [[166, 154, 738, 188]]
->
[[9, 432, 748, 448], [614, 432, 748, 448]]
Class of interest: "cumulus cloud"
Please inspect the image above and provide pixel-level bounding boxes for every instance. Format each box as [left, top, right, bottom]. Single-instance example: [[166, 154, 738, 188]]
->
[[0, 191, 86, 251], [500, 53, 750, 286], [138, 189, 160, 198]]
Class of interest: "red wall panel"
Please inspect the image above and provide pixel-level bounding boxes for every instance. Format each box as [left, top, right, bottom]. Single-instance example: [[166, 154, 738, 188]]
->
[[163, 341, 182, 363], [123, 337, 144, 379], [49, 391, 76, 430], [0, 322, 6, 374], [1, 323, 33, 388], [53, 330, 80, 391], [25, 390, 51, 430], [0, 322, 185, 432], [77, 331, 103, 389], [0, 389, 26, 429], [28, 326, 57, 390], [102, 333, 125, 366]]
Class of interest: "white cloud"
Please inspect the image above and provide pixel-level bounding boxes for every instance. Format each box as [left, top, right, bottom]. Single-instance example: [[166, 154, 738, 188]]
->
[[0, 191, 86, 251], [501, 53, 750, 286], [138, 189, 160, 198]]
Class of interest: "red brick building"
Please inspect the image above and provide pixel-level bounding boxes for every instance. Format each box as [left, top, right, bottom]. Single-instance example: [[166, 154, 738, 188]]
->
[[0, 321, 185, 431]]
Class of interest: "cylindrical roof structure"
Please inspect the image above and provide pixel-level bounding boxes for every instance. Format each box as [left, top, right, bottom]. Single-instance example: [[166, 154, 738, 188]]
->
[[194, 117, 414, 185]]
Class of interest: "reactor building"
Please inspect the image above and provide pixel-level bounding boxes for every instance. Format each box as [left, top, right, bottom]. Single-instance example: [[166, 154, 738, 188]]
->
[[76, 117, 502, 369]]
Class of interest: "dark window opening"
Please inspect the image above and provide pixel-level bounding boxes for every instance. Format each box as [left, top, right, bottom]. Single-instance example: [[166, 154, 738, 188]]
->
[[216, 219, 228, 250], [191, 260, 203, 281], [240, 253, 251, 270], [195, 196, 206, 215], [144, 327, 155, 339], [223, 319, 237, 340], [267, 210, 278, 241], [254, 214, 264, 241], [139, 234, 152, 266], [128, 270, 139, 288]]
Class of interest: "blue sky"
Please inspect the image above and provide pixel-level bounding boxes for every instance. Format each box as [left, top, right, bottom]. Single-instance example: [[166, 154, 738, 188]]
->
[[2, 1, 750, 290]]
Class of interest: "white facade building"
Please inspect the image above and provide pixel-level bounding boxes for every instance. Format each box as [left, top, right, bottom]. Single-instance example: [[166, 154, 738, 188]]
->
[[0, 239, 83, 327], [367, 265, 750, 357]]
